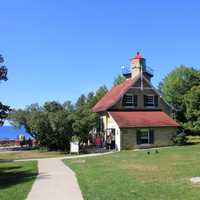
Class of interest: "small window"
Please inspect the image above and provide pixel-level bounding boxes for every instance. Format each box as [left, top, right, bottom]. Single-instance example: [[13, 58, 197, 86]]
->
[[122, 94, 137, 107], [146, 95, 154, 106], [140, 129, 149, 144], [144, 95, 155, 106], [136, 129, 154, 145]]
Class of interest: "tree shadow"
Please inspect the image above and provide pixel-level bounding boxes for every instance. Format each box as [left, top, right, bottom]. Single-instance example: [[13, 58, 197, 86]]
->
[[0, 159, 13, 163], [0, 164, 37, 189]]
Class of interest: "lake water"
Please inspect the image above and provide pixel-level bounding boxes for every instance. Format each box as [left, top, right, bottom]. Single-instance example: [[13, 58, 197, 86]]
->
[[0, 126, 31, 140]]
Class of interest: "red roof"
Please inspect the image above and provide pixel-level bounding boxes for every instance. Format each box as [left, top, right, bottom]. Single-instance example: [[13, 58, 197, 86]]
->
[[109, 111, 179, 128], [92, 76, 139, 112]]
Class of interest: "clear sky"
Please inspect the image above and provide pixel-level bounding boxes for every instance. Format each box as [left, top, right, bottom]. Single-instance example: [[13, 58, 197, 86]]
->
[[0, 0, 200, 109]]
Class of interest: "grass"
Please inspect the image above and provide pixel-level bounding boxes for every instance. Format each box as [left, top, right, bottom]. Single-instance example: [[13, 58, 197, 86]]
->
[[65, 145, 200, 200], [0, 161, 37, 200], [0, 149, 66, 161]]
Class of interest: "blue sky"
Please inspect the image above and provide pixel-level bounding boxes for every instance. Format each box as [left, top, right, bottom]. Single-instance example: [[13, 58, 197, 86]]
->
[[0, 0, 200, 109]]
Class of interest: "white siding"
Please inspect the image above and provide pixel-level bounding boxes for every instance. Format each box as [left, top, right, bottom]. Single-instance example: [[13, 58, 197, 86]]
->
[[108, 113, 121, 151]]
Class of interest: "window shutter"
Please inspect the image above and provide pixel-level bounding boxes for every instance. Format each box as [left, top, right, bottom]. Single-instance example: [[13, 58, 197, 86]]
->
[[144, 95, 147, 107], [154, 95, 158, 107], [136, 130, 141, 144], [149, 129, 154, 144], [134, 95, 137, 106]]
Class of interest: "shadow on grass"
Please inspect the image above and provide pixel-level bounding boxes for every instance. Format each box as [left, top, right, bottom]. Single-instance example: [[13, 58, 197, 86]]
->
[[0, 159, 13, 163], [0, 165, 37, 189]]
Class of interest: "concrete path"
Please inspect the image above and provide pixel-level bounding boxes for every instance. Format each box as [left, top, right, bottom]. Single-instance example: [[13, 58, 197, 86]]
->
[[26, 159, 83, 200], [16, 151, 114, 162]]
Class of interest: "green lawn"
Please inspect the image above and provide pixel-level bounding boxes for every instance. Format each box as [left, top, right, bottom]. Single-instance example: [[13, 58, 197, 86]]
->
[[0, 161, 37, 200], [65, 145, 200, 200], [0, 149, 66, 161]]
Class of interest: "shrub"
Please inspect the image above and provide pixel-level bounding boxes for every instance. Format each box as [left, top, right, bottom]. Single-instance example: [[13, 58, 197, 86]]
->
[[173, 133, 187, 145], [186, 136, 200, 144], [71, 135, 80, 142]]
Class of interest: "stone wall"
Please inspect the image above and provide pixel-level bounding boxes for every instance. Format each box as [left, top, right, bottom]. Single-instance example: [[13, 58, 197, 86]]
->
[[121, 127, 177, 150]]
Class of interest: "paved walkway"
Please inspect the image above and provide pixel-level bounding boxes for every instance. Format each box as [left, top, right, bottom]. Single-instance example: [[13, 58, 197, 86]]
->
[[26, 158, 83, 200], [25, 152, 114, 200]]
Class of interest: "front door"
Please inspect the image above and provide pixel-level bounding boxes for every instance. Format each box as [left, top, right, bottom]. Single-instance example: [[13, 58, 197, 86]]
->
[[106, 128, 116, 149]]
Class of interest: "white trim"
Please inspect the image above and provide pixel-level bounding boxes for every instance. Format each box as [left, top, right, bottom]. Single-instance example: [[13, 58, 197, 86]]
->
[[102, 74, 141, 111], [123, 93, 134, 106], [122, 93, 137, 107], [108, 112, 121, 151], [139, 128, 150, 144], [146, 95, 155, 107]]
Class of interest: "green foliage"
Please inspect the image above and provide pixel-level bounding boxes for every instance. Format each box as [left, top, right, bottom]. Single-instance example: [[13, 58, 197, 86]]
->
[[186, 136, 200, 144], [0, 54, 8, 81], [10, 102, 73, 150], [0, 54, 10, 126], [173, 134, 187, 145], [71, 135, 80, 142], [160, 65, 200, 131], [71, 86, 108, 142], [184, 85, 200, 131], [9, 85, 108, 151], [113, 74, 126, 86]]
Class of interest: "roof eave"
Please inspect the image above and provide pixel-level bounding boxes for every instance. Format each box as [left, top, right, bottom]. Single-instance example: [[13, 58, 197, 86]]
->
[[119, 125, 180, 128]]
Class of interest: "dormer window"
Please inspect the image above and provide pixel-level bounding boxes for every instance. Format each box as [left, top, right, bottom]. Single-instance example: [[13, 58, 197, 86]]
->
[[144, 95, 158, 107], [122, 94, 137, 107], [147, 95, 154, 106]]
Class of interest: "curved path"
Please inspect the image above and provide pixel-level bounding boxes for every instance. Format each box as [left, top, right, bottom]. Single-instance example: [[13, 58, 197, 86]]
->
[[26, 151, 114, 200], [26, 158, 83, 200]]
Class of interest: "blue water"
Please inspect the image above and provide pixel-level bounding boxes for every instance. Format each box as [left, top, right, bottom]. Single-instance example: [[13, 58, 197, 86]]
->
[[0, 126, 31, 140]]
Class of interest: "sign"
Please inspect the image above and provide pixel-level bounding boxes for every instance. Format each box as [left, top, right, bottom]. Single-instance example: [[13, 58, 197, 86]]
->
[[70, 141, 79, 153]]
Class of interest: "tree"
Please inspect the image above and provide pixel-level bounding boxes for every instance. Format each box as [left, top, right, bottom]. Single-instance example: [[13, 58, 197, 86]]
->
[[95, 85, 108, 100], [113, 74, 126, 86], [9, 101, 74, 150], [9, 85, 108, 150], [0, 55, 8, 81], [63, 100, 74, 112], [72, 86, 108, 142], [184, 85, 200, 132], [0, 54, 9, 125], [44, 101, 64, 112], [160, 65, 200, 123]]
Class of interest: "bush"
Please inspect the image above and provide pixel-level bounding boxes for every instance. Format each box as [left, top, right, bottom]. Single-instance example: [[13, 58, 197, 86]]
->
[[71, 135, 80, 142], [186, 136, 200, 144], [173, 134, 187, 145]]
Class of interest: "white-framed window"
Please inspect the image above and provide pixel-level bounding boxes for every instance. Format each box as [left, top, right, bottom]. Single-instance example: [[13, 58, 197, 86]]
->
[[122, 94, 137, 107], [145, 95, 154, 106], [140, 129, 150, 144], [147, 95, 154, 106], [137, 129, 154, 145]]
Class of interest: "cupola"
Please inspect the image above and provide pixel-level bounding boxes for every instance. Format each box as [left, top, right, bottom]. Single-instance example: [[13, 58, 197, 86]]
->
[[131, 52, 153, 81]]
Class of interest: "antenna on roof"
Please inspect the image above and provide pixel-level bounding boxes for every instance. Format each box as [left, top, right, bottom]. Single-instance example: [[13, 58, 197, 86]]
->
[[140, 62, 143, 90]]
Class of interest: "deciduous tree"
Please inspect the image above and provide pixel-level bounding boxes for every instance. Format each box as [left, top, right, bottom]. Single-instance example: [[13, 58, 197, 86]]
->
[[0, 54, 10, 125], [160, 66, 199, 119]]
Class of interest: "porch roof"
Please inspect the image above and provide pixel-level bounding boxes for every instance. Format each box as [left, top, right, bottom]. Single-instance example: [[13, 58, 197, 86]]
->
[[109, 111, 180, 128]]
